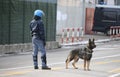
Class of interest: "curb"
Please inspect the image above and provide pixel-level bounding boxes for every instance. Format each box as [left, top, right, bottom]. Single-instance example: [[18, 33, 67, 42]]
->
[[60, 38, 113, 47]]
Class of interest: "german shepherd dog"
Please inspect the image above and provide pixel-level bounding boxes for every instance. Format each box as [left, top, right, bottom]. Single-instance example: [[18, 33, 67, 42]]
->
[[65, 38, 96, 71]]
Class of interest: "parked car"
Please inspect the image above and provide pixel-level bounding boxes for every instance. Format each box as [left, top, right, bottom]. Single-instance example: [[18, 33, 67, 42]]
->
[[92, 5, 120, 35]]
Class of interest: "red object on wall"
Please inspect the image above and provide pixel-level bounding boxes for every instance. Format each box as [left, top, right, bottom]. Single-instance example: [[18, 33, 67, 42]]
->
[[85, 8, 95, 34]]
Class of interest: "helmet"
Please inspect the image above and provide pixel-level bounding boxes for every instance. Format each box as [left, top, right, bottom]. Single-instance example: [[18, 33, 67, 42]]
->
[[34, 10, 44, 17]]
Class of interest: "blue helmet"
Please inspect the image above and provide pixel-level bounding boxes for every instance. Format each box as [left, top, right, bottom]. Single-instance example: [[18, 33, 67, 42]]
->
[[34, 10, 44, 17]]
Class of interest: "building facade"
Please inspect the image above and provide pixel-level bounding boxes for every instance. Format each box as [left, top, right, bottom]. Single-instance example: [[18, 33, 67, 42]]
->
[[56, 0, 120, 35]]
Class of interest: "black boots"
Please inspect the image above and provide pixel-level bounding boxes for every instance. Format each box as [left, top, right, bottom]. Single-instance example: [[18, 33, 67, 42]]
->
[[34, 66, 39, 69], [33, 55, 38, 69], [42, 66, 51, 70], [33, 55, 51, 70], [41, 55, 51, 70], [34, 66, 51, 70]]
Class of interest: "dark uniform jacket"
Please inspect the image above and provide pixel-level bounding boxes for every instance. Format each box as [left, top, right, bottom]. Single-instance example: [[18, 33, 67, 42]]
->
[[30, 19, 45, 43]]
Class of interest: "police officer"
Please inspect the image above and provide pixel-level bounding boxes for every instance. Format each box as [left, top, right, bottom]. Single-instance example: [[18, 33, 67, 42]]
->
[[30, 10, 51, 70]]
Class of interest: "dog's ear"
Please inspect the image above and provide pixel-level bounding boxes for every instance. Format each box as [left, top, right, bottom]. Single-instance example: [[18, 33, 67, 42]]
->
[[84, 48, 87, 51], [93, 38, 95, 42], [89, 39, 91, 43]]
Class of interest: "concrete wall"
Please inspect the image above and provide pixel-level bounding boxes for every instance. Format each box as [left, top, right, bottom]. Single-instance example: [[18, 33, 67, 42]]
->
[[56, 0, 83, 35], [56, 0, 96, 35], [0, 42, 59, 54]]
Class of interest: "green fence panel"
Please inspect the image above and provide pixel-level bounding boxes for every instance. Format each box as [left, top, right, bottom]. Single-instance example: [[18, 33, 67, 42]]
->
[[0, 1, 10, 44], [0, 0, 57, 45]]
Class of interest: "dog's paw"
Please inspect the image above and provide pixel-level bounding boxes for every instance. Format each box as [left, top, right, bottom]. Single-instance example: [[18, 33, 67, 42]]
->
[[66, 67, 68, 69], [84, 69, 91, 71], [74, 67, 78, 69], [87, 69, 91, 71]]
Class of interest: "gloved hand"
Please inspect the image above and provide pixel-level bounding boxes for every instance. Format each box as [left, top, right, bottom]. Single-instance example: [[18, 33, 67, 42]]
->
[[43, 41, 46, 46]]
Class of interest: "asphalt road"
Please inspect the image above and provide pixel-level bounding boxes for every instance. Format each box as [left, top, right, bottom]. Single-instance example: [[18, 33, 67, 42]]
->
[[0, 40, 120, 77]]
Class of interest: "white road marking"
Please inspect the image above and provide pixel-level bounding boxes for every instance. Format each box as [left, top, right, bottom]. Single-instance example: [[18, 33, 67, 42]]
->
[[0, 66, 33, 71], [94, 48, 116, 50], [93, 54, 120, 60], [109, 73, 120, 77], [0, 54, 119, 71]]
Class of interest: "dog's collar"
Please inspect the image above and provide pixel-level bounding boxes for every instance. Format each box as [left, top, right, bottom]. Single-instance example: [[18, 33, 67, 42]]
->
[[85, 47, 93, 53]]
